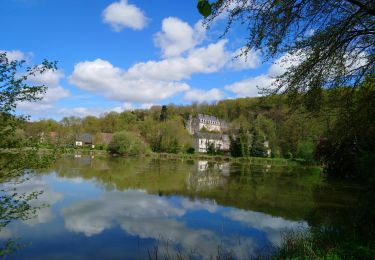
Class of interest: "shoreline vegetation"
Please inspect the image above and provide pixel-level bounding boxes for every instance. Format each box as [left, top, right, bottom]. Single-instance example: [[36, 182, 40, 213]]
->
[[0, 147, 314, 167]]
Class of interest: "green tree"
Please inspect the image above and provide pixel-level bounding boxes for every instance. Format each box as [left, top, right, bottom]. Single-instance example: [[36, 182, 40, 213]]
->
[[198, 0, 374, 103], [0, 51, 57, 256], [100, 112, 120, 133], [250, 131, 267, 157], [159, 105, 168, 121], [108, 131, 149, 156], [82, 116, 101, 133], [141, 118, 192, 153]]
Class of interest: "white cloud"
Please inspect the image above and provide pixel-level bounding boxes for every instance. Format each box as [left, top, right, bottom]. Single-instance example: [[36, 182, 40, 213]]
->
[[60, 190, 258, 257], [0, 49, 32, 62], [58, 107, 97, 117], [224, 74, 275, 97], [154, 17, 206, 58], [127, 40, 230, 81], [61, 190, 185, 237], [140, 103, 157, 109], [228, 48, 261, 70], [17, 69, 70, 115], [70, 17, 264, 106], [184, 88, 223, 103], [69, 39, 231, 104], [102, 0, 148, 31], [0, 175, 63, 239], [110, 102, 134, 113], [225, 52, 303, 97], [69, 59, 190, 103], [268, 52, 302, 78], [223, 209, 308, 246]]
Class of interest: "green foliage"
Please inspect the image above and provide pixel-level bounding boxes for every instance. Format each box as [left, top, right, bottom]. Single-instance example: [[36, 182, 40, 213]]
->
[[141, 118, 192, 154], [185, 146, 195, 154], [0, 52, 57, 113], [315, 76, 375, 178], [0, 51, 61, 257], [229, 136, 242, 157], [108, 131, 149, 156], [159, 105, 168, 121], [197, 0, 212, 17], [275, 229, 343, 259], [250, 132, 267, 157], [206, 142, 216, 155], [296, 140, 315, 162], [201, 1, 374, 105]]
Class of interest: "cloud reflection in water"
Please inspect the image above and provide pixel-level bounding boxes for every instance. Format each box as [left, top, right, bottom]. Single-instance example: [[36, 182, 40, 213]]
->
[[61, 189, 305, 257]]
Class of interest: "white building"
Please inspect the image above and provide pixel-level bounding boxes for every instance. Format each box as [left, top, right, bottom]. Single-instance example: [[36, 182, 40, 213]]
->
[[186, 114, 229, 135], [194, 132, 230, 153], [186, 114, 231, 153]]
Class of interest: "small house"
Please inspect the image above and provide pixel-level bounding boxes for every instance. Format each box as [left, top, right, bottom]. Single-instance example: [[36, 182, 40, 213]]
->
[[75, 133, 93, 147]]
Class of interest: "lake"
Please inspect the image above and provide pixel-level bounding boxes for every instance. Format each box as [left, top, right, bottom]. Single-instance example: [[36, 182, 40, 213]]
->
[[0, 156, 360, 259]]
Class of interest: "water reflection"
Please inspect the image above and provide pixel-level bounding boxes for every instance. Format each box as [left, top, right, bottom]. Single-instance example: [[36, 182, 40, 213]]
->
[[187, 161, 230, 190], [0, 156, 358, 259]]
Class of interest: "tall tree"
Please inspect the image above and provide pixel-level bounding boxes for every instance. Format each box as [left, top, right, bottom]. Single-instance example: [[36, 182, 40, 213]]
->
[[0, 51, 57, 256], [159, 105, 168, 121], [198, 0, 375, 106]]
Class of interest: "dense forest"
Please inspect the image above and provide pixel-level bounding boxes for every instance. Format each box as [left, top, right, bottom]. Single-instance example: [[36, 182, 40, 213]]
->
[[2, 75, 373, 180]]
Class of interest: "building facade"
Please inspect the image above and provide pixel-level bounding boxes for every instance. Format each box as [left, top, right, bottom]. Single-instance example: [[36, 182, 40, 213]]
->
[[186, 114, 230, 153], [194, 132, 230, 153]]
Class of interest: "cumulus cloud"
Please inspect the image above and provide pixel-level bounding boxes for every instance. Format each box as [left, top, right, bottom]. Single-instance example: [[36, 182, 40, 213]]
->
[[154, 17, 206, 58], [69, 39, 232, 104], [0, 49, 32, 62], [0, 175, 63, 239], [227, 48, 261, 70], [102, 0, 148, 31], [225, 52, 303, 98], [223, 209, 308, 246], [224, 74, 275, 97], [184, 88, 223, 103], [17, 69, 70, 115], [70, 17, 264, 106], [60, 190, 258, 257], [58, 107, 99, 117], [268, 52, 303, 78], [128, 40, 229, 81], [110, 102, 134, 113], [61, 190, 185, 237], [69, 59, 190, 103]]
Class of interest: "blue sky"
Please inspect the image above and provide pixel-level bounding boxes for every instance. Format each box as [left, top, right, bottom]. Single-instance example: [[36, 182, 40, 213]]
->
[[1, 0, 289, 120]]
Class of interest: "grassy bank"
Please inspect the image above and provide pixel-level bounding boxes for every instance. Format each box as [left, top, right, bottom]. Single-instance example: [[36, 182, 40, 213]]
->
[[149, 152, 304, 166], [274, 228, 375, 259]]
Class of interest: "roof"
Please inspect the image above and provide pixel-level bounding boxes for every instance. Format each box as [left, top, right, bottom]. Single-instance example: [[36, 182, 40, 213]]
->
[[49, 132, 58, 139], [198, 114, 220, 122], [76, 133, 92, 143], [100, 133, 113, 145]]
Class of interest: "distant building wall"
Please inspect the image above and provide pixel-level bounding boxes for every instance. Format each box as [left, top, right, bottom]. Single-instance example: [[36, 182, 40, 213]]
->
[[194, 133, 230, 153]]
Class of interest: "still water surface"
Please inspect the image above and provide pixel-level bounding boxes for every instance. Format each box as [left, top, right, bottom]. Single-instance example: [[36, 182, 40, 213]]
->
[[0, 156, 359, 259]]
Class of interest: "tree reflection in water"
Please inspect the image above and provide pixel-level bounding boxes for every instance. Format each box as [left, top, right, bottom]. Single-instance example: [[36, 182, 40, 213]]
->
[[0, 151, 55, 257], [1, 156, 364, 258]]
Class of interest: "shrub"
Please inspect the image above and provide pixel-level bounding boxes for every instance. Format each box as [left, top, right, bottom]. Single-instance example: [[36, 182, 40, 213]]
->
[[296, 140, 315, 162], [108, 131, 149, 156], [186, 146, 195, 154]]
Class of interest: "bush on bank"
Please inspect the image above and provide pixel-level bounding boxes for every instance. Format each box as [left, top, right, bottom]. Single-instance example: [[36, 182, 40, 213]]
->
[[108, 131, 149, 156]]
